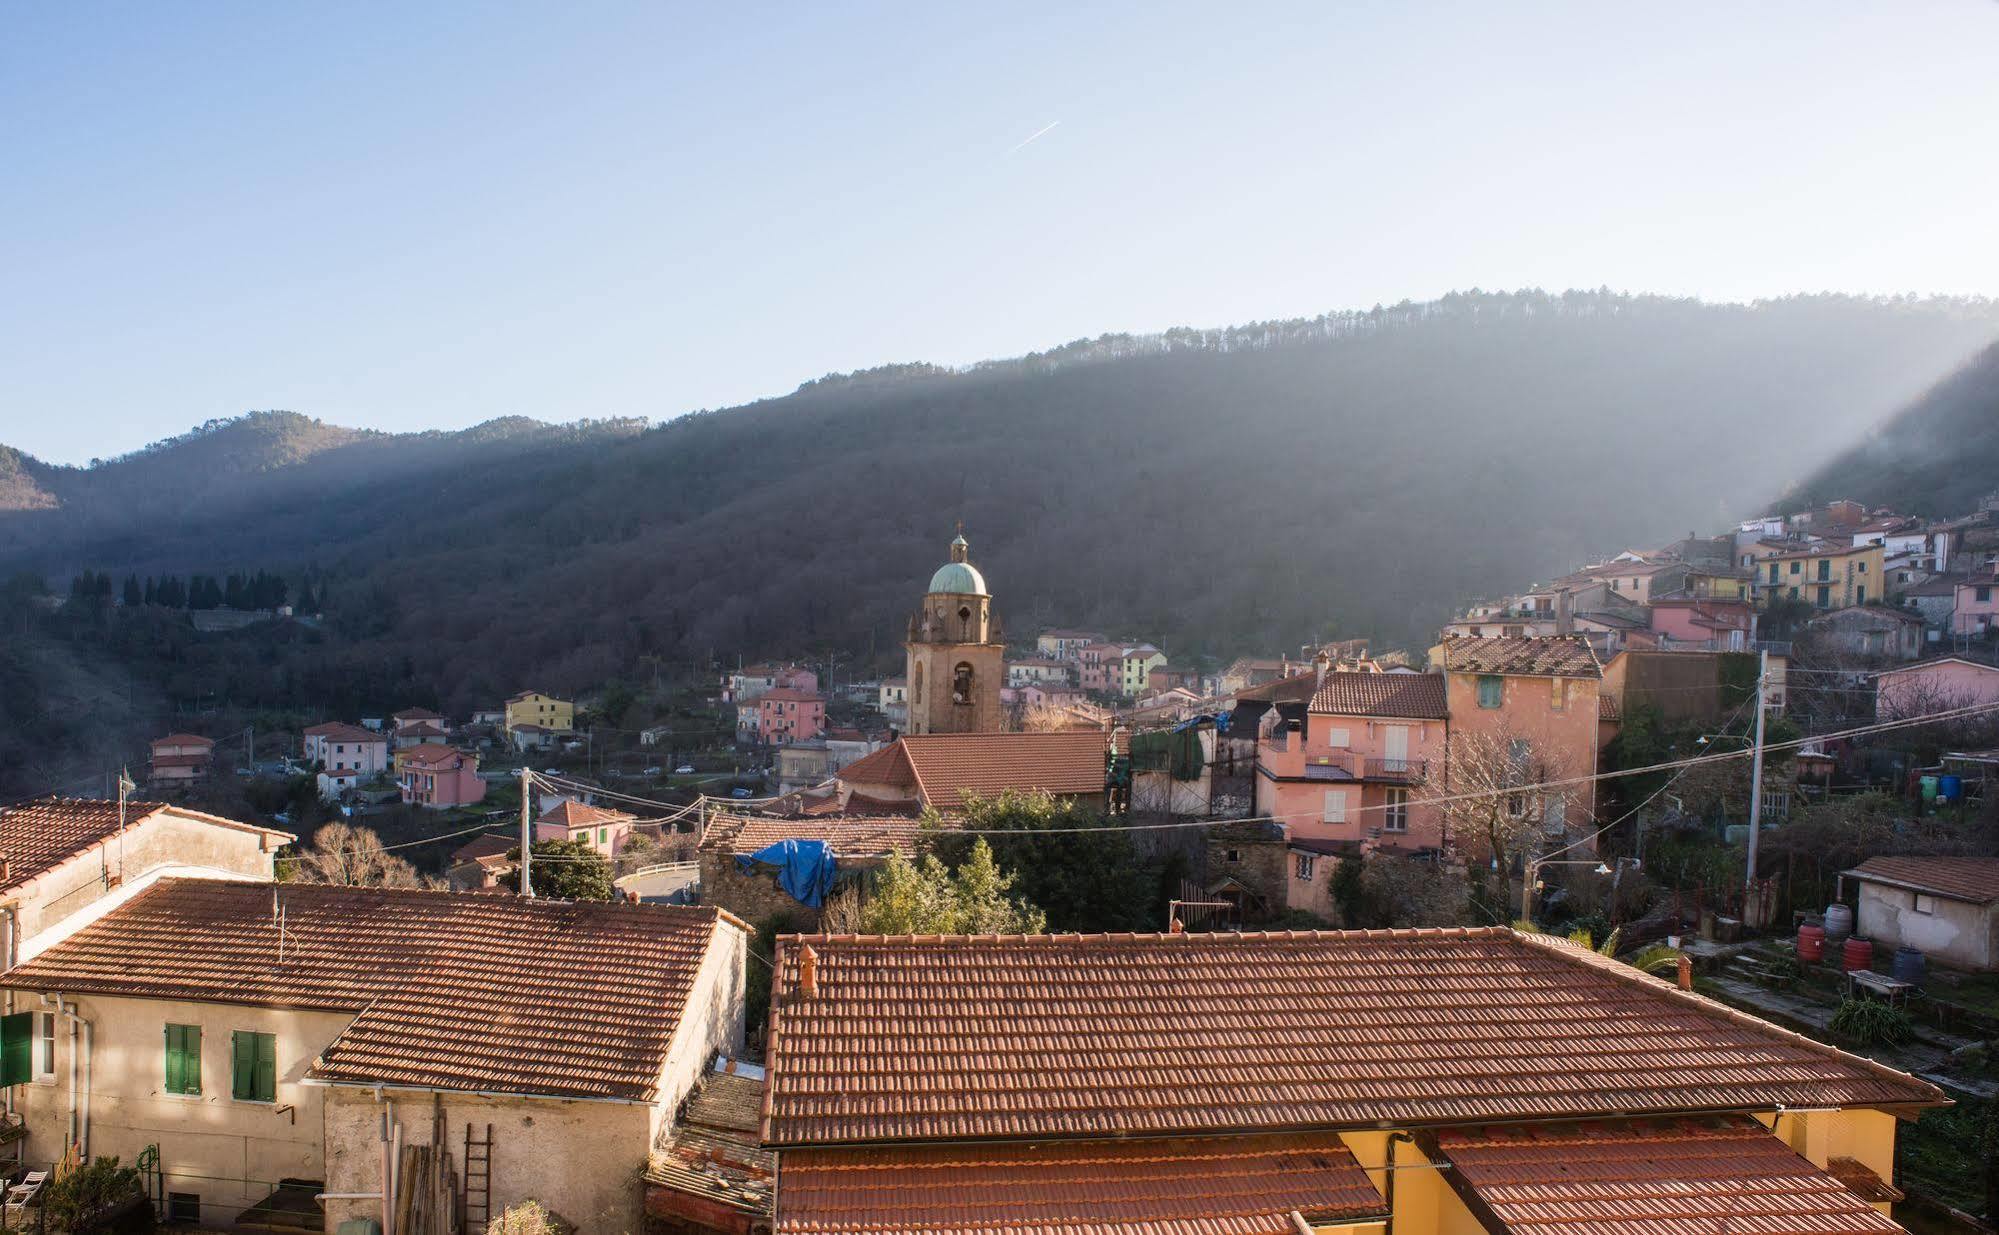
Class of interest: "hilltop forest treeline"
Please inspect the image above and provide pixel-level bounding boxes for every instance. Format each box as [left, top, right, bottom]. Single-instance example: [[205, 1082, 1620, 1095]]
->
[[4, 290, 1997, 727]]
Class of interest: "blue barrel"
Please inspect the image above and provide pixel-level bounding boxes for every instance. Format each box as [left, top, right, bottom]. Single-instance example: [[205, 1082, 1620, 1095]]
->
[[1940, 775, 1963, 801], [1892, 946, 1927, 986], [1823, 902, 1854, 943]]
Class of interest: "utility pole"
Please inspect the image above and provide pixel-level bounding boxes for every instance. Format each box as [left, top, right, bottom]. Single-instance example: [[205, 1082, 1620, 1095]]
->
[[518, 768, 534, 899], [1744, 648, 1769, 908]]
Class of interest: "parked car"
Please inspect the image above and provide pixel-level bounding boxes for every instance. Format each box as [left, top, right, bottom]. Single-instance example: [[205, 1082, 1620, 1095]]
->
[[729, 787, 753, 799], [642, 766, 663, 776], [674, 765, 696, 775]]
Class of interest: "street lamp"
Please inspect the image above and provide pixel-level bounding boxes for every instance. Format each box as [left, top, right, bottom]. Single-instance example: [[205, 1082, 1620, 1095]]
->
[[1523, 855, 1642, 919]]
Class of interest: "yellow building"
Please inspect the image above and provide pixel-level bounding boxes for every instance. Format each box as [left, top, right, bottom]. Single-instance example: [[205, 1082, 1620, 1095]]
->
[[504, 689, 574, 732], [764, 929, 1929, 1234], [1758, 542, 1885, 609]]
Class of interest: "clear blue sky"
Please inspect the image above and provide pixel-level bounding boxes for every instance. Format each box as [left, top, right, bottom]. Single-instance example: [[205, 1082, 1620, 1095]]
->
[[5, 2, 1997, 464]]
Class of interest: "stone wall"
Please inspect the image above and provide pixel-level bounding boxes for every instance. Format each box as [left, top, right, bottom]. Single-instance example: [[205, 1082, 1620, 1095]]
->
[[1203, 823, 1290, 922]]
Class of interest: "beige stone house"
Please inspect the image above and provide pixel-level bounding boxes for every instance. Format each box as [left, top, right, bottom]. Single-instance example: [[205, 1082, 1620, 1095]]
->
[[0, 796, 290, 965], [1844, 855, 1999, 972], [1, 879, 748, 1232]]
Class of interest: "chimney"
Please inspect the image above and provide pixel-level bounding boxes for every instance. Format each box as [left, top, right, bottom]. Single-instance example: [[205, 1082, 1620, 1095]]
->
[[1555, 587, 1574, 636], [1676, 954, 1693, 992], [1314, 650, 1330, 690], [798, 944, 819, 999]]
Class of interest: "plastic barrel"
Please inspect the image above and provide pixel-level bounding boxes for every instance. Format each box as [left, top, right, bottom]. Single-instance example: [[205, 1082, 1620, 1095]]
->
[[1842, 936, 1874, 973], [1892, 946, 1927, 985], [1823, 902, 1854, 942], [1940, 774, 1963, 801], [1797, 922, 1826, 964], [1920, 775, 1939, 800]]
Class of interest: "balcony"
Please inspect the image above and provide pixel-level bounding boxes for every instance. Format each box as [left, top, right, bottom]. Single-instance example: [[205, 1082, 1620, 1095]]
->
[[1290, 750, 1428, 784]]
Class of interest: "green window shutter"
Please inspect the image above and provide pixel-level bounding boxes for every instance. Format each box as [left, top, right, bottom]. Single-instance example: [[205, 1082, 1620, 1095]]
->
[[0, 1012, 32, 1087], [164, 1023, 201, 1095], [233, 1031, 276, 1101]]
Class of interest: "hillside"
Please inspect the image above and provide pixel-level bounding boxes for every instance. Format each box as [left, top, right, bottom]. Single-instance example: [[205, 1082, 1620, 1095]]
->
[[1781, 340, 1999, 518], [3, 290, 1997, 720]]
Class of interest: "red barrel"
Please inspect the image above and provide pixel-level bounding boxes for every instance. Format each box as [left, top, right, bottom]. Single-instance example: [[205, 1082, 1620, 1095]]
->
[[1797, 923, 1825, 964], [1842, 936, 1874, 973]]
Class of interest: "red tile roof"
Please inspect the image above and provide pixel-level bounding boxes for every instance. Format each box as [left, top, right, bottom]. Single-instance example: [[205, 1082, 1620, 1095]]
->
[[837, 732, 1108, 810], [1845, 855, 1999, 904], [153, 733, 214, 748], [2, 878, 738, 1101], [1433, 1116, 1900, 1235], [1230, 671, 1320, 705], [760, 688, 824, 704], [449, 833, 517, 865], [0, 798, 288, 892], [700, 815, 949, 858], [649, 1069, 775, 1220], [1310, 672, 1448, 719], [536, 799, 634, 828], [762, 928, 1939, 1147], [1438, 635, 1602, 679], [776, 1133, 1384, 1235], [1599, 694, 1621, 722], [305, 722, 382, 743], [400, 745, 473, 770]]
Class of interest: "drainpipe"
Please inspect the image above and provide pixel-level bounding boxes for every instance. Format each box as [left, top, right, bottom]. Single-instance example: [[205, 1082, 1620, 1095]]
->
[[1383, 1131, 1415, 1232], [45, 994, 89, 1157]]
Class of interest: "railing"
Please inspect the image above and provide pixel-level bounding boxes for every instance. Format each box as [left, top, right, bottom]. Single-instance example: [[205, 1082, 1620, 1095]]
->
[[1293, 751, 1428, 783]]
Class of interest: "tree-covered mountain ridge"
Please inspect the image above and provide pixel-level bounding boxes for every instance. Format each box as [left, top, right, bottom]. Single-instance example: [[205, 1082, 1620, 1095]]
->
[[3, 288, 1997, 712], [1783, 339, 1999, 519]]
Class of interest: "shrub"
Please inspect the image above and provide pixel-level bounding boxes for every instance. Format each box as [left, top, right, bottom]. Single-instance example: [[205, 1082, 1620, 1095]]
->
[[43, 1155, 144, 1232], [1829, 997, 1913, 1047], [488, 1201, 572, 1235]]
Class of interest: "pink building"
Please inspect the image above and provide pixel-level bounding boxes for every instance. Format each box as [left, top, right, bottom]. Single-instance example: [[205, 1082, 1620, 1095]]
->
[[1954, 576, 1999, 637], [1875, 656, 1999, 719], [1256, 672, 1449, 852], [1077, 643, 1121, 693], [758, 688, 826, 745], [148, 733, 215, 784], [534, 799, 637, 855], [1647, 599, 1753, 650], [398, 745, 487, 809], [1436, 635, 1604, 842]]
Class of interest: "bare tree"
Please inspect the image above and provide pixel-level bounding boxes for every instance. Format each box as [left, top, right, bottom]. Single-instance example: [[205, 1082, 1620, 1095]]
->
[[284, 822, 427, 887], [1433, 725, 1573, 916]]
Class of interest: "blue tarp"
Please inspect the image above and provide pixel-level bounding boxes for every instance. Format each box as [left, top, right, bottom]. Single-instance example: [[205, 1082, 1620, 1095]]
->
[[736, 839, 837, 907]]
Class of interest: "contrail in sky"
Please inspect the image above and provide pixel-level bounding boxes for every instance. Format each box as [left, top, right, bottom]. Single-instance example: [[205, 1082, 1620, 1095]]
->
[[1007, 121, 1061, 155]]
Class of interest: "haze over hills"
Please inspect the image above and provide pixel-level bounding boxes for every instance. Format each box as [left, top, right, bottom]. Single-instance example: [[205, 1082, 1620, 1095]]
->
[[3, 290, 1997, 719], [1782, 339, 1999, 520]]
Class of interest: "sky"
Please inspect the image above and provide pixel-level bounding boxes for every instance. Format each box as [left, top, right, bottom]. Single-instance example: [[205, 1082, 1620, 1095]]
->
[[4, 1, 1998, 464]]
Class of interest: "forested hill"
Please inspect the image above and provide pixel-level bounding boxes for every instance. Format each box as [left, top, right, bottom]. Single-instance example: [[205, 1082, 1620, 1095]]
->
[[1781, 339, 1999, 518], [2, 290, 1996, 711]]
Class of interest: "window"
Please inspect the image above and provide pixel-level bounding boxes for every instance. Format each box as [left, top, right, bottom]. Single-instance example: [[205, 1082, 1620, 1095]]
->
[[1817, 559, 1831, 581], [1857, 561, 1867, 574], [1767, 563, 1778, 582], [1788, 586, 1799, 600], [1294, 854, 1316, 881], [1476, 675, 1503, 709], [1790, 561, 1800, 575], [597, 827, 608, 846], [1326, 727, 1350, 749], [1914, 893, 1936, 915], [1856, 584, 1866, 604], [1224, 849, 1241, 863], [231, 1030, 276, 1102], [36, 1012, 54, 1082], [1384, 788, 1408, 833], [1817, 586, 1830, 608], [168, 1195, 202, 1224], [952, 662, 974, 705], [1979, 586, 1993, 604], [164, 1023, 202, 1096], [1322, 790, 1349, 824]]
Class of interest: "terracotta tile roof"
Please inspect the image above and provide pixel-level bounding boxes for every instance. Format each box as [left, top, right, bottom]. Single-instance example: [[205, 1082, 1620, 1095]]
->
[[1433, 1116, 1900, 1235], [1438, 635, 1602, 679], [837, 733, 1107, 810], [0, 798, 287, 892], [393, 708, 445, 722], [449, 833, 516, 865], [1309, 672, 1447, 719], [700, 814, 948, 858], [833, 741, 916, 790], [536, 799, 634, 828], [1846, 855, 1999, 904], [305, 722, 382, 742], [648, 1068, 775, 1219], [1599, 694, 1621, 721], [394, 720, 449, 738], [760, 688, 824, 704], [1229, 671, 1319, 705], [153, 733, 214, 747], [400, 745, 473, 770], [762, 928, 1940, 1147], [1, 878, 736, 1101], [775, 1132, 1384, 1235]]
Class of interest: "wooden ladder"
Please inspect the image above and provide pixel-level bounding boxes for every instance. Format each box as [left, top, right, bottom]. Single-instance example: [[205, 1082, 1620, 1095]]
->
[[461, 1123, 493, 1232]]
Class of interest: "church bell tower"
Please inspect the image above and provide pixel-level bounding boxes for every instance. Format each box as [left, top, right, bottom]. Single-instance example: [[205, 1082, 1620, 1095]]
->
[[904, 530, 1005, 735]]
